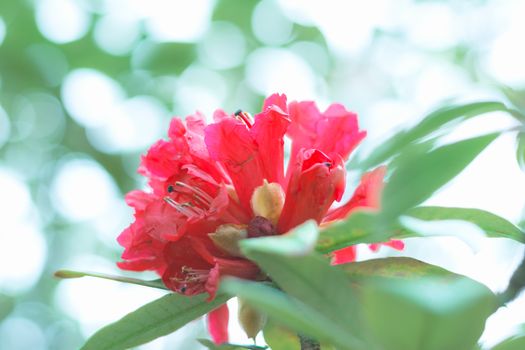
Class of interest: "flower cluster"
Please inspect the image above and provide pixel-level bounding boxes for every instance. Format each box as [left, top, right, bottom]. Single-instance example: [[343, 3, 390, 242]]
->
[[117, 93, 402, 342]]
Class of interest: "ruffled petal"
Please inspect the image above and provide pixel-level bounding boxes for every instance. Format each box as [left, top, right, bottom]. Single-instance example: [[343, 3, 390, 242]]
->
[[117, 220, 167, 274], [331, 246, 357, 265], [205, 118, 264, 211], [251, 104, 290, 186], [286, 101, 366, 170], [262, 93, 288, 113], [207, 303, 229, 344], [324, 166, 386, 222], [278, 149, 346, 233]]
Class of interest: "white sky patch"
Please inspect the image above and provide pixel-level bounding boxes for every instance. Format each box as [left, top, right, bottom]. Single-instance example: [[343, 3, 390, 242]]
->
[[246, 48, 318, 101], [198, 22, 246, 70], [61, 68, 125, 128], [87, 95, 166, 154], [50, 158, 120, 221], [144, 0, 214, 42], [35, 0, 90, 44]]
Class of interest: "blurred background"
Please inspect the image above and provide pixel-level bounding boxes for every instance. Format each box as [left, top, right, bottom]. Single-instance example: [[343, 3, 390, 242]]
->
[[1, 0, 525, 349]]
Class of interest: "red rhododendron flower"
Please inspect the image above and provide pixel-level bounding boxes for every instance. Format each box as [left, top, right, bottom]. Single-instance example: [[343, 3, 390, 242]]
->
[[117, 93, 403, 344]]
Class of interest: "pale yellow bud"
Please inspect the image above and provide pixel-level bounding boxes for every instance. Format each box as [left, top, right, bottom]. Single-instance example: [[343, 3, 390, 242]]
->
[[208, 224, 247, 257], [250, 180, 285, 225], [238, 298, 267, 340]]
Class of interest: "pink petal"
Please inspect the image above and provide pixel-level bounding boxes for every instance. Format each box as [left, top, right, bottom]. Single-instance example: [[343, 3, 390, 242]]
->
[[124, 190, 154, 211], [331, 246, 357, 265], [205, 118, 264, 211], [262, 93, 288, 113], [251, 105, 290, 186], [278, 149, 345, 233], [286, 101, 366, 174], [323, 166, 386, 222], [207, 303, 229, 344], [369, 239, 405, 252]]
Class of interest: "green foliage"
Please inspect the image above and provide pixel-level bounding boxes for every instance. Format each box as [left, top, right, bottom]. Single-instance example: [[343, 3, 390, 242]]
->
[[354, 101, 511, 170], [491, 335, 525, 350], [230, 229, 499, 350], [54, 270, 169, 290], [81, 293, 230, 350], [517, 132, 525, 170], [262, 320, 300, 350], [317, 211, 388, 253], [342, 257, 457, 280], [361, 277, 496, 350], [317, 205, 525, 254], [221, 278, 355, 350], [404, 206, 525, 242], [318, 205, 524, 255], [382, 133, 499, 219], [241, 220, 319, 256]]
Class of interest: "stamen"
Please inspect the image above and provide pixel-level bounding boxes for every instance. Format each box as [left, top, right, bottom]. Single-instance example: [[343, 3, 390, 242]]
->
[[180, 266, 209, 283], [234, 109, 253, 128], [164, 197, 198, 216], [175, 181, 214, 205]]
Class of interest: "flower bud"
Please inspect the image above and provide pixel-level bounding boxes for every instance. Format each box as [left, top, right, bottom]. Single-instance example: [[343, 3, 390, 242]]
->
[[250, 180, 285, 225], [209, 224, 247, 257], [238, 298, 267, 340]]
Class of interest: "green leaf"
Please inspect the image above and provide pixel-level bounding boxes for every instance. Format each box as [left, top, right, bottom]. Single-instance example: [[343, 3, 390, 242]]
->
[[517, 133, 525, 170], [501, 86, 525, 119], [316, 211, 389, 254], [404, 206, 525, 243], [319, 135, 501, 254], [197, 339, 268, 350], [220, 278, 360, 350], [342, 257, 457, 280], [491, 335, 525, 350], [54, 270, 169, 290], [240, 235, 365, 348], [356, 101, 510, 169], [317, 204, 525, 255], [382, 133, 499, 219], [241, 220, 318, 256], [262, 320, 300, 350], [81, 293, 229, 350], [360, 273, 497, 350]]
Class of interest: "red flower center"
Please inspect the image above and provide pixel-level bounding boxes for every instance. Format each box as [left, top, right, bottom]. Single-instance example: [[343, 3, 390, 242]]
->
[[247, 216, 277, 238]]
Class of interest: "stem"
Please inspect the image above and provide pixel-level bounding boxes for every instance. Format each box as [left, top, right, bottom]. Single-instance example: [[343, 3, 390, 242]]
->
[[299, 335, 321, 350], [499, 251, 525, 305]]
